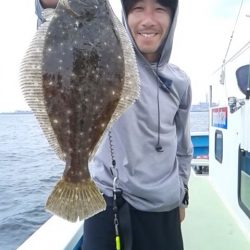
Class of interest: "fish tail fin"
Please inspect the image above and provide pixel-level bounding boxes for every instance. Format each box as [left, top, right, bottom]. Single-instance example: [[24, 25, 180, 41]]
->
[[45, 179, 106, 222]]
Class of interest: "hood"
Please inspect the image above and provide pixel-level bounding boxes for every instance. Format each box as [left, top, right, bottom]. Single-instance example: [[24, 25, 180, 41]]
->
[[120, 0, 179, 67]]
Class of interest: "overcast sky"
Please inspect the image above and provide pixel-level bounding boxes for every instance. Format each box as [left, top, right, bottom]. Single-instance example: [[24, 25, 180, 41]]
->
[[0, 0, 249, 112]]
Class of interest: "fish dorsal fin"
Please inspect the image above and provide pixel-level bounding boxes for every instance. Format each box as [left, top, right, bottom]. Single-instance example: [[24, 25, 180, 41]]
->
[[20, 17, 64, 161]]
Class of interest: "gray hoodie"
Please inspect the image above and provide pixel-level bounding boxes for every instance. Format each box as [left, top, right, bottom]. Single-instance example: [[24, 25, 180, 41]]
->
[[35, 0, 193, 212], [89, 0, 193, 212]]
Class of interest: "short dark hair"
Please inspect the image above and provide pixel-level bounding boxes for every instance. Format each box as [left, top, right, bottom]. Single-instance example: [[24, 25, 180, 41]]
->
[[122, 0, 177, 16]]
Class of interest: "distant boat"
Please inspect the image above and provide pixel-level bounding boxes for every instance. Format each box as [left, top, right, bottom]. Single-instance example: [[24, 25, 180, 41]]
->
[[191, 102, 209, 112]]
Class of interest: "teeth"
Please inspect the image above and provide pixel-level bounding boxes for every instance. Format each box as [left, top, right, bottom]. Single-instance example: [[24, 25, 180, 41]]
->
[[141, 33, 155, 38]]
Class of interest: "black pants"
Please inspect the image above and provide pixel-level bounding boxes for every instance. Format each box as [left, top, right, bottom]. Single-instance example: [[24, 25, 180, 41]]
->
[[82, 195, 184, 250]]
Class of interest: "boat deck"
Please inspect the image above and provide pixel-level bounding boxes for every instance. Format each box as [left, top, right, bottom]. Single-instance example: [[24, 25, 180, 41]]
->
[[182, 173, 250, 250], [18, 172, 250, 250]]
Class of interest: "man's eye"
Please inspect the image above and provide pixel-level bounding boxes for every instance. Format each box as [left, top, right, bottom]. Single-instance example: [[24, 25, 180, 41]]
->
[[132, 6, 144, 11], [156, 7, 167, 12]]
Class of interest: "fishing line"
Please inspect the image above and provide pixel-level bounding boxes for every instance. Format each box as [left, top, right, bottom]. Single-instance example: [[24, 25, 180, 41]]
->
[[108, 130, 121, 250], [222, 0, 244, 65], [220, 0, 244, 89]]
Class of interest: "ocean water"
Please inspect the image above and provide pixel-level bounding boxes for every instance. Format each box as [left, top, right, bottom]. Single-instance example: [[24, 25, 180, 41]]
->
[[0, 112, 209, 250], [0, 114, 63, 250], [190, 111, 209, 132]]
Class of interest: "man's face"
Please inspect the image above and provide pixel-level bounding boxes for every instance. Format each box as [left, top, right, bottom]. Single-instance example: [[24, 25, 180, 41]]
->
[[127, 0, 172, 62]]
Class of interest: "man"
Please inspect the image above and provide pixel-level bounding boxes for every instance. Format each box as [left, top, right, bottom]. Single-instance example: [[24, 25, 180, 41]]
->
[[35, 0, 193, 249]]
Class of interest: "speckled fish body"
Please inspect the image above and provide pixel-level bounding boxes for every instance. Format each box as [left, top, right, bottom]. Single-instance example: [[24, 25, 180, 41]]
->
[[20, 0, 140, 222]]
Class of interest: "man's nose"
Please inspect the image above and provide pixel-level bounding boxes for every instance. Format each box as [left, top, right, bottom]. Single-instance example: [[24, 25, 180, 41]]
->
[[140, 10, 156, 27]]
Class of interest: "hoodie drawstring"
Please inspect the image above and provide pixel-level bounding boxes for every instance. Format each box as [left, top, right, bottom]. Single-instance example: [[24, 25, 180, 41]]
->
[[155, 64, 164, 152]]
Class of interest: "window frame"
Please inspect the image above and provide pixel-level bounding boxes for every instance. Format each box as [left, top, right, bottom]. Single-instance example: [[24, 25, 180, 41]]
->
[[214, 129, 223, 163], [238, 146, 250, 219]]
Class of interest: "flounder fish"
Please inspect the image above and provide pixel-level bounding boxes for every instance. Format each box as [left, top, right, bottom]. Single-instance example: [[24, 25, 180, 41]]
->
[[19, 0, 140, 222]]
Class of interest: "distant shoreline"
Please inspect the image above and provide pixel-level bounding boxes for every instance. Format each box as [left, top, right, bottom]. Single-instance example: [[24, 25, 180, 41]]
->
[[191, 110, 209, 112], [0, 111, 32, 115]]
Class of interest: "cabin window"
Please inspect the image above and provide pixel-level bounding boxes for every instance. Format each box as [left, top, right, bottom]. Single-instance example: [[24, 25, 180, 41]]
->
[[238, 147, 250, 219], [215, 130, 223, 163]]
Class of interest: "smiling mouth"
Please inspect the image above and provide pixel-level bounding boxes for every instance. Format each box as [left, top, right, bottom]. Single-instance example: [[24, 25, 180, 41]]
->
[[139, 33, 158, 38]]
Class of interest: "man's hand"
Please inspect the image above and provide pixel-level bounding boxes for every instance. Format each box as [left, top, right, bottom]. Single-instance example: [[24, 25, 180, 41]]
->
[[179, 207, 185, 222], [40, 0, 58, 8]]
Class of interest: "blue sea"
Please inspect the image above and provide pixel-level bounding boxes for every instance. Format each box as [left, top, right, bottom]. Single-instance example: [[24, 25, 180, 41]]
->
[[0, 112, 209, 250]]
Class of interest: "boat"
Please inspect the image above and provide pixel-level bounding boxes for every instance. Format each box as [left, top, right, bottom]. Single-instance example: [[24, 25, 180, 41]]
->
[[17, 1, 250, 249], [206, 0, 250, 242], [191, 131, 209, 175]]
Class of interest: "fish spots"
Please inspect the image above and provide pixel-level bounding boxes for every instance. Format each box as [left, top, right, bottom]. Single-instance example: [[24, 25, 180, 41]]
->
[[67, 110, 72, 115], [74, 21, 79, 30], [74, 21, 83, 30], [53, 119, 59, 124]]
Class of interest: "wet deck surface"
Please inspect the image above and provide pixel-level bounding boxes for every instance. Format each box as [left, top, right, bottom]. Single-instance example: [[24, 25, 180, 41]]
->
[[182, 173, 250, 250]]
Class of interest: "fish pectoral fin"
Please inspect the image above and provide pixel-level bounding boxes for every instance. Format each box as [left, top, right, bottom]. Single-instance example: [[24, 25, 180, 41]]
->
[[45, 179, 106, 222]]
